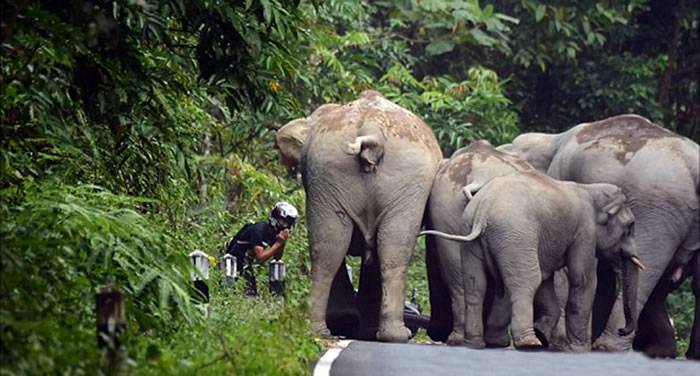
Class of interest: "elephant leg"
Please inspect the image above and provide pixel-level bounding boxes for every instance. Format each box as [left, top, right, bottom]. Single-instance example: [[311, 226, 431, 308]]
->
[[483, 285, 511, 348], [687, 253, 700, 360], [493, 240, 542, 349], [593, 234, 677, 352], [426, 234, 452, 342], [308, 208, 354, 336], [325, 259, 360, 338], [461, 244, 487, 348], [436, 238, 466, 345], [549, 270, 569, 351], [592, 260, 618, 341], [633, 267, 677, 358], [533, 276, 560, 349], [357, 253, 381, 340], [374, 214, 421, 343], [565, 241, 597, 352]]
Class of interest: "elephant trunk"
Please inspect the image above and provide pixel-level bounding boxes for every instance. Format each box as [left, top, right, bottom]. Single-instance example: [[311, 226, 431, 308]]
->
[[618, 236, 644, 336]]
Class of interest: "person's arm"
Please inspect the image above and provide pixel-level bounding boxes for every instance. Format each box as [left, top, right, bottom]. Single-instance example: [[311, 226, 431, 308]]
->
[[253, 229, 289, 264]]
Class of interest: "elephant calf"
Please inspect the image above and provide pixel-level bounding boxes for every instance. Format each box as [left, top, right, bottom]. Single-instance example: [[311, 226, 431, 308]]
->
[[425, 140, 535, 345], [423, 172, 644, 351]]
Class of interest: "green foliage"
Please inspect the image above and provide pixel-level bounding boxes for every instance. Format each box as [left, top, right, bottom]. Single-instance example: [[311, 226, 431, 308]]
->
[[1, 0, 697, 373], [667, 280, 695, 357], [387, 0, 517, 57], [0, 183, 200, 373], [132, 290, 321, 375], [0, 0, 318, 373], [379, 64, 519, 154], [506, 1, 645, 70], [494, 0, 698, 137], [557, 53, 666, 129], [295, 0, 519, 153]]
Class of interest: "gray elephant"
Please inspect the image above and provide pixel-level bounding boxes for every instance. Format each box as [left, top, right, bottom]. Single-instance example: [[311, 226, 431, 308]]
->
[[276, 103, 340, 177], [423, 172, 644, 351], [276, 103, 361, 337], [424, 140, 534, 345], [633, 252, 697, 358], [277, 90, 442, 342], [499, 114, 699, 357]]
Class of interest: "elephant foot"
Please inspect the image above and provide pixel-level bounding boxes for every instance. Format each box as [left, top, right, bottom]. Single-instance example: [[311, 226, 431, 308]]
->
[[464, 337, 486, 349], [377, 322, 411, 343], [327, 313, 360, 338], [358, 326, 378, 341], [514, 334, 543, 350], [427, 324, 451, 343], [533, 326, 551, 348], [686, 346, 700, 361], [548, 337, 568, 352], [592, 334, 632, 352], [642, 344, 677, 359], [311, 321, 332, 337], [485, 334, 510, 348], [565, 342, 591, 353], [446, 331, 464, 346]]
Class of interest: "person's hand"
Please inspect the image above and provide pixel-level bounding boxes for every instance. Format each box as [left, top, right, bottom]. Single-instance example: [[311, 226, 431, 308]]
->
[[276, 228, 290, 242]]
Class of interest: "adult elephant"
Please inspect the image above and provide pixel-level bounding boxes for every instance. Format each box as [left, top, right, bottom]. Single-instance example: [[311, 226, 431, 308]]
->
[[499, 114, 699, 356], [276, 103, 340, 178], [277, 90, 442, 342], [424, 140, 535, 345], [277, 103, 361, 338], [633, 252, 698, 358]]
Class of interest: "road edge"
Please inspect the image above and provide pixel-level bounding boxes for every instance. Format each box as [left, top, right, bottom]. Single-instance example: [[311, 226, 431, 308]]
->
[[313, 340, 353, 376]]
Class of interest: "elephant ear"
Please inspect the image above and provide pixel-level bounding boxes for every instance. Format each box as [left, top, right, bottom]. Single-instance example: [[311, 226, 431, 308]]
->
[[275, 118, 312, 171], [603, 190, 627, 214], [596, 188, 628, 224]]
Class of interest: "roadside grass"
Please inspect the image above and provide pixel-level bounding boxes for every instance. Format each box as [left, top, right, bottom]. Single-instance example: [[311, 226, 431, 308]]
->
[[132, 274, 322, 375]]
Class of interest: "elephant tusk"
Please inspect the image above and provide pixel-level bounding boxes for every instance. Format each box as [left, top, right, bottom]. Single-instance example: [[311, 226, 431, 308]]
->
[[630, 256, 645, 271]]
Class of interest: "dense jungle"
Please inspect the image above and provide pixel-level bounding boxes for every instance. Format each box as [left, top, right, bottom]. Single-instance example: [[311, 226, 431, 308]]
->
[[1, 0, 698, 374]]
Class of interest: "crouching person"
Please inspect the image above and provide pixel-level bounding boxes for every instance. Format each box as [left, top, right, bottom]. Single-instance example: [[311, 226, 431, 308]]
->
[[224, 202, 298, 296]]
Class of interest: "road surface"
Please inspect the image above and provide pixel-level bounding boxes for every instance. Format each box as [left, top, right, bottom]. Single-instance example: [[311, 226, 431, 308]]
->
[[314, 340, 700, 376]]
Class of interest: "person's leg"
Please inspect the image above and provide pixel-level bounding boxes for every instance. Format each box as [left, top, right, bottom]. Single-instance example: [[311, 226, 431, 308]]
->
[[243, 267, 257, 297]]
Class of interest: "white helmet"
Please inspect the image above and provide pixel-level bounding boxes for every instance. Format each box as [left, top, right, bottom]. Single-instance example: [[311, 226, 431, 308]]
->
[[269, 201, 299, 231]]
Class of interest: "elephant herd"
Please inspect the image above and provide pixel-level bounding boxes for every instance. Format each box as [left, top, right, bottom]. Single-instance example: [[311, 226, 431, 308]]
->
[[275, 90, 699, 359]]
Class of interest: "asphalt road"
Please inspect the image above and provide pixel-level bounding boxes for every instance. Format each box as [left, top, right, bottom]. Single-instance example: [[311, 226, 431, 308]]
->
[[314, 340, 700, 376]]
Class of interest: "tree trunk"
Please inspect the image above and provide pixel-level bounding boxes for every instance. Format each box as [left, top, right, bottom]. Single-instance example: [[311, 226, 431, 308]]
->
[[198, 132, 211, 202], [657, 0, 684, 109]]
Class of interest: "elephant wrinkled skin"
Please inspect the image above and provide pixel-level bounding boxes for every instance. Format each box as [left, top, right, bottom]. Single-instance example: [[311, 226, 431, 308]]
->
[[277, 90, 442, 342], [424, 172, 643, 351], [424, 140, 534, 345], [499, 114, 699, 357]]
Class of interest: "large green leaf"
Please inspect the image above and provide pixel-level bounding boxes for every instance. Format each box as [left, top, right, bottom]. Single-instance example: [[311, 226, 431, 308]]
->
[[425, 38, 456, 56]]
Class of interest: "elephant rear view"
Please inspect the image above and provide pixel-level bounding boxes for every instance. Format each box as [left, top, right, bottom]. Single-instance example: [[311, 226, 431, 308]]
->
[[424, 140, 535, 344], [301, 90, 441, 342], [425, 172, 644, 351], [500, 115, 699, 356]]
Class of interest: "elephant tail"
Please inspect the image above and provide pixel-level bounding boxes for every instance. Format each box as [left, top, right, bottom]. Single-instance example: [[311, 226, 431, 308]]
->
[[418, 222, 483, 242], [345, 119, 386, 173], [462, 183, 482, 201]]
